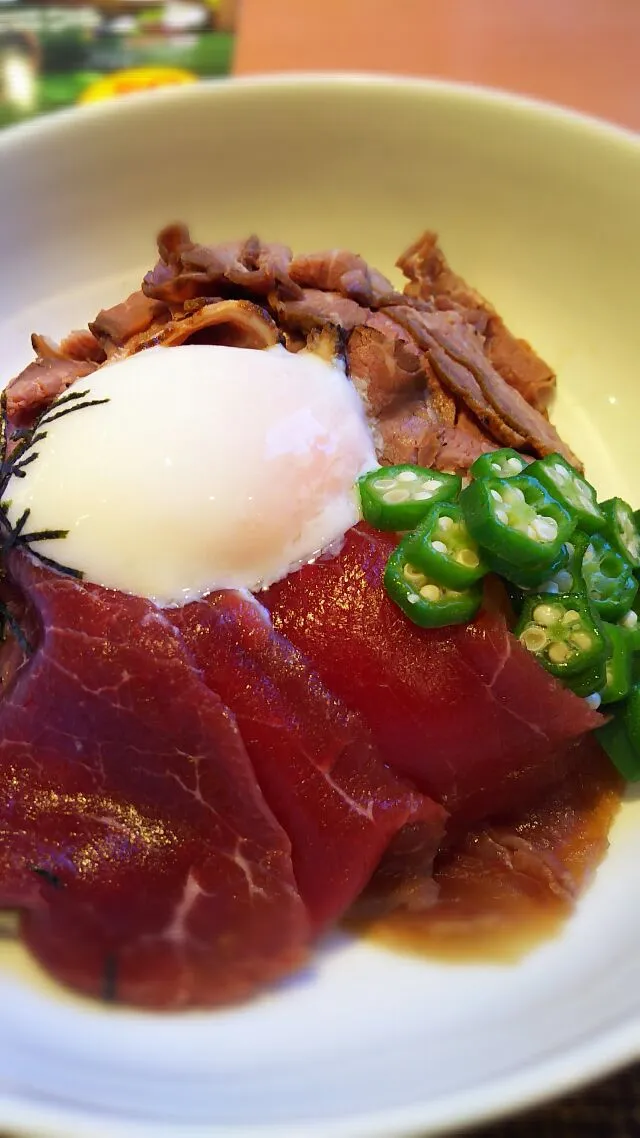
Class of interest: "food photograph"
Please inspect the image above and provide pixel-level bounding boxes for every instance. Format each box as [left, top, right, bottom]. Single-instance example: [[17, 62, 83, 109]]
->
[[0, 1, 638, 1136]]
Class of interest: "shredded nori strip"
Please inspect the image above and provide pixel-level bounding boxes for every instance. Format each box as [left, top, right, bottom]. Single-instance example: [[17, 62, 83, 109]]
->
[[39, 398, 109, 428], [0, 386, 110, 581], [0, 600, 33, 656]]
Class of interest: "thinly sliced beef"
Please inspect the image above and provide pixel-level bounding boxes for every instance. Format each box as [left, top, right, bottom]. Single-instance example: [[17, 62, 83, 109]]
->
[[31, 330, 106, 365], [143, 226, 302, 307], [95, 301, 282, 362], [5, 357, 98, 425], [179, 240, 292, 296], [346, 324, 426, 416], [172, 590, 445, 929], [390, 305, 578, 465], [157, 221, 193, 263], [375, 399, 441, 467], [6, 226, 580, 475], [90, 290, 167, 350], [425, 315, 578, 465], [263, 526, 602, 827], [434, 424, 495, 473], [483, 315, 556, 411], [290, 250, 397, 307], [397, 231, 556, 413], [428, 344, 527, 449], [0, 553, 308, 1009], [270, 289, 371, 332], [347, 320, 462, 464], [398, 231, 485, 309], [365, 310, 416, 341], [156, 301, 281, 351]]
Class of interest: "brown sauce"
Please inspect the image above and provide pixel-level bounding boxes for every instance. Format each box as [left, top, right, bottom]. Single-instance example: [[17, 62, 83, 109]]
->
[[350, 742, 623, 963]]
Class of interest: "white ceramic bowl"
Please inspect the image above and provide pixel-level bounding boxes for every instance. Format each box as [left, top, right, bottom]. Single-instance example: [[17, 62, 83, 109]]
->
[[0, 76, 639, 1138]]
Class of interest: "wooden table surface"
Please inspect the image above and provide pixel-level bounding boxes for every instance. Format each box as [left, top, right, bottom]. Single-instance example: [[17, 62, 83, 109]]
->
[[233, 1, 640, 1134], [234, 0, 640, 131]]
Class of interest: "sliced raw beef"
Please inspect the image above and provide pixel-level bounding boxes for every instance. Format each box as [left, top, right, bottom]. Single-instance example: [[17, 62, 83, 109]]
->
[[263, 526, 602, 827], [0, 553, 309, 1009], [0, 554, 446, 1007], [172, 590, 446, 930]]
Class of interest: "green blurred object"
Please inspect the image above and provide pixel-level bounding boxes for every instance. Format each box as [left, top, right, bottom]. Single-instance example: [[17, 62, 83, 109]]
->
[[0, 2, 234, 130], [39, 71, 100, 110]]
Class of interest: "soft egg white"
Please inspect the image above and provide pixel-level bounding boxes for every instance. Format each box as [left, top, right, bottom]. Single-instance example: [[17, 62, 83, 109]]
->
[[6, 343, 377, 605]]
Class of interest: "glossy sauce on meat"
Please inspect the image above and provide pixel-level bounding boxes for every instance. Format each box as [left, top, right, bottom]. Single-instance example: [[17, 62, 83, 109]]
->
[[350, 737, 623, 961]]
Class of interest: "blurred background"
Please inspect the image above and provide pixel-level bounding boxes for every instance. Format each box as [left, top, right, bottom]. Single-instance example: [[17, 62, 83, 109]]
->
[[0, 0, 236, 127], [2, 0, 639, 132]]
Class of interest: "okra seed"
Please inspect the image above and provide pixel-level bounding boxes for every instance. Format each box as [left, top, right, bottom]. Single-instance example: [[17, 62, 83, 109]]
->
[[424, 479, 444, 491], [383, 489, 410, 504], [457, 548, 479, 568], [413, 491, 433, 501], [437, 516, 454, 531], [420, 584, 441, 602], [490, 489, 503, 502], [490, 462, 501, 473], [373, 478, 396, 491], [547, 641, 570, 664], [570, 631, 592, 651], [520, 626, 549, 653], [407, 593, 420, 605], [620, 610, 639, 629], [397, 471, 419, 483], [554, 463, 569, 479], [432, 540, 448, 554], [562, 609, 580, 624], [533, 604, 562, 626], [527, 524, 537, 539], [532, 515, 558, 542], [584, 692, 602, 710], [404, 564, 427, 587], [506, 487, 525, 504], [495, 509, 509, 525], [507, 457, 523, 472], [554, 570, 573, 591]]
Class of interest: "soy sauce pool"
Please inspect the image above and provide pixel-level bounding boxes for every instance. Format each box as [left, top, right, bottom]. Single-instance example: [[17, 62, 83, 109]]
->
[[350, 738, 623, 963]]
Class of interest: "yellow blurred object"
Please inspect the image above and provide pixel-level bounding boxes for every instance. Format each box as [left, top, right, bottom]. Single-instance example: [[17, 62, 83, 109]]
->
[[79, 67, 197, 105]]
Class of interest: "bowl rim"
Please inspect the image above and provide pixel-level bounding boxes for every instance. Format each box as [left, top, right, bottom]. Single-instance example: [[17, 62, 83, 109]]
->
[[0, 71, 638, 157], [0, 1011, 638, 1138], [0, 71, 639, 1138]]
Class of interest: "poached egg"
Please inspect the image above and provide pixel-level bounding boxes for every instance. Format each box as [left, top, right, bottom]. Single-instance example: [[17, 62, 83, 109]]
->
[[6, 343, 377, 606]]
